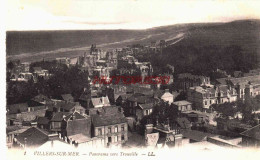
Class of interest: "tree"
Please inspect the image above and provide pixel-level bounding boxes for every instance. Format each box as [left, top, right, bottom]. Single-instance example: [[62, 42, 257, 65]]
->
[[211, 102, 238, 118]]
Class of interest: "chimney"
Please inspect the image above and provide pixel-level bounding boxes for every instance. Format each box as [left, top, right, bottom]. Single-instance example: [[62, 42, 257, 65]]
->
[[51, 140, 54, 147], [102, 97, 105, 105], [24, 138, 27, 149]]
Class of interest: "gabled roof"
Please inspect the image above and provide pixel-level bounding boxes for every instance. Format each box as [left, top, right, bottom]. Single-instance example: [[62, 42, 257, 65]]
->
[[6, 126, 30, 134], [161, 92, 174, 99], [37, 117, 49, 125], [216, 78, 228, 85], [117, 94, 132, 101], [50, 112, 71, 121], [64, 112, 86, 121], [69, 57, 78, 65], [92, 108, 127, 127], [240, 124, 260, 140], [16, 127, 49, 147], [61, 94, 74, 101], [61, 102, 76, 111], [91, 96, 110, 107], [79, 92, 92, 101], [173, 100, 192, 106]]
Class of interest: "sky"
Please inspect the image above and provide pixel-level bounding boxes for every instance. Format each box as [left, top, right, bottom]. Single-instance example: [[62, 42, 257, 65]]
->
[[5, 0, 260, 30]]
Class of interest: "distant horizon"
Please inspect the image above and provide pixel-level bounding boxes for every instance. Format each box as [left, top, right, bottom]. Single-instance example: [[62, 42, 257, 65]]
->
[[6, 18, 260, 32]]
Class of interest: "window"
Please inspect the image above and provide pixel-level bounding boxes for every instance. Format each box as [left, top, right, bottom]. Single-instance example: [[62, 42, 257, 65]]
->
[[98, 128, 102, 136], [115, 136, 118, 142], [121, 125, 125, 131], [121, 135, 125, 141], [108, 127, 112, 133], [108, 137, 112, 143], [146, 110, 149, 115], [205, 101, 207, 105], [115, 126, 118, 133], [210, 100, 211, 104]]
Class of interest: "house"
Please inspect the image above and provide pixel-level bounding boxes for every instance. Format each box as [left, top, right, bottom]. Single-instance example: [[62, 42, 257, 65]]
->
[[79, 92, 110, 109], [10, 72, 34, 82], [73, 104, 86, 115], [115, 94, 132, 106], [49, 112, 71, 132], [69, 57, 79, 67], [181, 110, 210, 126], [155, 89, 174, 104], [187, 85, 237, 111], [111, 85, 127, 101], [125, 93, 158, 117], [59, 114, 93, 147], [7, 108, 47, 127], [90, 96, 110, 108], [56, 57, 70, 66], [187, 86, 217, 110], [135, 103, 155, 121], [240, 124, 260, 147], [92, 106, 128, 147], [14, 127, 49, 148], [217, 75, 260, 101], [78, 91, 92, 108], [6, 126, 31, 148], [175, 73, 211, 91], [173, 100, 192, 112], [145, 121, 183, 148], [215, 85, 237, 104]]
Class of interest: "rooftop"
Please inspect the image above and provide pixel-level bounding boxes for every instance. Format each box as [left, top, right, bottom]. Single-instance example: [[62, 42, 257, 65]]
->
[[92, 107, 126, 127], [240, 124, 260, 140], [173, 100, 192, 106], [16, 127, 49, 147]]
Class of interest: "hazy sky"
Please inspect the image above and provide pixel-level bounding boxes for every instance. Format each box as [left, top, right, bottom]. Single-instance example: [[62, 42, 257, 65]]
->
[[6, 0, 260, 30]]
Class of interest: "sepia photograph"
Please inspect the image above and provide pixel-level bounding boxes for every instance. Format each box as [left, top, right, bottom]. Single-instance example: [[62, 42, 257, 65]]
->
[[2, 0, 260, 160]]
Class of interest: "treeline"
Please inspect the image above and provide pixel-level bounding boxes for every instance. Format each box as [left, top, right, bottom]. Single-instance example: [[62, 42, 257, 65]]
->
[[149, 44, 257, 79]]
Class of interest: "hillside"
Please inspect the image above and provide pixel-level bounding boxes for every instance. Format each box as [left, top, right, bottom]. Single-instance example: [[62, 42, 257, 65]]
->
[[6, 19, 260, 65], [149, 19, 260, 76]]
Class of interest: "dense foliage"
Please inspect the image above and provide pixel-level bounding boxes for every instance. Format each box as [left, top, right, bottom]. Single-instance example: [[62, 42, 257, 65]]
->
[[7, 62, 89, 104]]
